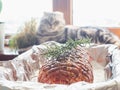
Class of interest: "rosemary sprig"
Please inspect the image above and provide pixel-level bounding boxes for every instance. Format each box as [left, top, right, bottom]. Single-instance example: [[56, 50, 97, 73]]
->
[[43, 38, 91, 59]]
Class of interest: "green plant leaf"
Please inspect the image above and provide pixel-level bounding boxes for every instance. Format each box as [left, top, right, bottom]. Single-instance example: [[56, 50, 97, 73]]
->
[[43, 38, 91, 60], [0, 0, 2, 13], [9, 18, 39, 49]]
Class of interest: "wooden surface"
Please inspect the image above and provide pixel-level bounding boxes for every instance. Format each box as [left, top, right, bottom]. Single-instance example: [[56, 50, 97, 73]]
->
[[0, 46, 18, 61], [108, 27, 120, 38], [1, 27, 120, 61], [0, 54, 18, 61], [53, 0, 73, 25]]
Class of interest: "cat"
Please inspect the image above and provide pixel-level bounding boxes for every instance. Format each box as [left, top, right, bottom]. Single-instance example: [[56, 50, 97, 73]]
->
[[66, 26, 120, 45], [37, 11, 65, 35], [37, 11, 66, 44], [36, 11, 120, 48]]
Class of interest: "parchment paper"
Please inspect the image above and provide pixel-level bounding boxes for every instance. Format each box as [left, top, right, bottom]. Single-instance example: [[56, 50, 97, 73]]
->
[[0, 41, 120, 90]]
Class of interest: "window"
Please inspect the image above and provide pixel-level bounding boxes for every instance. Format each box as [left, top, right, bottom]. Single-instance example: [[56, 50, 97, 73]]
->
[[73, 0, 120, 27], [0, 0, 53, 34], [53, 0, 73, 25], [1, 0, 120, 35]]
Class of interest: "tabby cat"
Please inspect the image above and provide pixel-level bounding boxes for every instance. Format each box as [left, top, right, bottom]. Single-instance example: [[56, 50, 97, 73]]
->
[[37, 11, 120, 48], [37, 11, 65, 34]]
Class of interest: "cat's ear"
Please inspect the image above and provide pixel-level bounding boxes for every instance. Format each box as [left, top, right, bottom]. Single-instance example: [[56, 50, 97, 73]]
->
[[44, 12, 50, 16], [55, 11, 64, 18]]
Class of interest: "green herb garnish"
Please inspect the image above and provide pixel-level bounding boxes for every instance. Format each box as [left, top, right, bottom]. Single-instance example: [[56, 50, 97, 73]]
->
[[43, 38, 91, 59]]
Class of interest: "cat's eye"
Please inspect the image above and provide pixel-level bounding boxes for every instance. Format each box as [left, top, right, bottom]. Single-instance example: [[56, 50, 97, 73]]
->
[[45, 20, 52, 26], [54, 21, 59, 25]]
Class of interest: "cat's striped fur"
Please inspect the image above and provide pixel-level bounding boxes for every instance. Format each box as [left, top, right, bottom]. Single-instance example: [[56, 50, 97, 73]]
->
[[37, 26, 120, 47], [37, 12, 120, 48]]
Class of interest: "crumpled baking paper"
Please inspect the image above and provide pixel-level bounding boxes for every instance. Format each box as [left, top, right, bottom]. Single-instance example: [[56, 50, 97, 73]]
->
[[0, 41, 120, 90]]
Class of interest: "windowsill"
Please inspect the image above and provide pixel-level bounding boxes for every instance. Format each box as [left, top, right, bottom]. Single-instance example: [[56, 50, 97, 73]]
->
[[0, 46, 18, 61], [2, 27, 120, 61], [108, 27, 120, 38]]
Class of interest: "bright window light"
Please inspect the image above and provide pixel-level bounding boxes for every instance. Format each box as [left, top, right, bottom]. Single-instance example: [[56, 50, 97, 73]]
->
[[0, 0, 53, 34], [73, 0, 120, 27]]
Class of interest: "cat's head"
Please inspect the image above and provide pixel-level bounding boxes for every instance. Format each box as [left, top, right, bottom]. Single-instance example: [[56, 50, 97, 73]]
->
[[39, 11, 65, 31]]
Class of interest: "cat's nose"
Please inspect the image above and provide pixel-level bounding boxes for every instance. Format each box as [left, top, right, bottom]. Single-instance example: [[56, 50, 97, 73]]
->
[[51, 26, 54, 29]]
